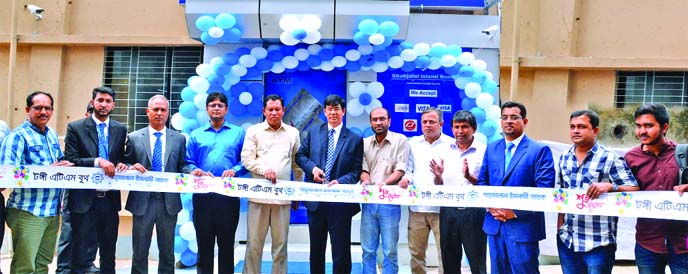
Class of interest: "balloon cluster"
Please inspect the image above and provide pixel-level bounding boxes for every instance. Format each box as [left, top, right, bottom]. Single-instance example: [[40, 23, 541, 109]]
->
[[195, 13, 243, 45], [174, 193, 197, 266], [354, 19, 399, 49], [279, 15, 322, 45], [347, 81, 384, 117]]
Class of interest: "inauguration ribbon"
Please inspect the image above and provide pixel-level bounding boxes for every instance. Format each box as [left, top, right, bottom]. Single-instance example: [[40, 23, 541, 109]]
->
[[1, 164, 687, 221]]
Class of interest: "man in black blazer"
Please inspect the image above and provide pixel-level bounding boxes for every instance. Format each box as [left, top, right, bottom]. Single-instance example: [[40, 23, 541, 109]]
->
[[125, 95, 192, 274], [64, 86, 128, 274], [296, 94, 364, 274]]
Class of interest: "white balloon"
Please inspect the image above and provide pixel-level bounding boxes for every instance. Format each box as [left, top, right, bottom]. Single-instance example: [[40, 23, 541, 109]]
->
[[368, 33, 385, 46], [239, 55, 257, 68], [188, 240, 198, 253], [486, 105, 502, 121], [428, 58, 442, 70], [431, 42, 447, 48], [387, 56, 404, 69], [307, 44, 322, 55], [475, 92, 495, 109], [239, 91, 253, 105], [179, 222, 196, 241], [345, 49, 361, 61], [440, 55, 457, 67], [470, 60, 488, 71], [195, 64, 213, 78], [194, 93, 209, 110], [457, 52, 475, 65], [209, 57, 224, 66], [241, 123, 253, 131], [364, 99, 383, 114], [331, 56, 347, 67], [485, 71, 494, 81], [322, 43, 335, 49], [361, 66, 372, 71], [279, 15, 301, 31], [464, 82, 482, 98], [281, 56, 299, 69], [358, 45, 374, 55], [279, 31, 299, 46], [301, 15, 322, 32], [208, 27, 224, 38], [347, 98, 365, 117], [230, 64, 247, 77], [195, 110, 209, 126], [454, 77, 470, 89], [413, 42, 431, 56], [226, 74, 240, 85], [189, 76, 210, 93], [303, 31, 321, 44], [171, 113, 184, 130], [474, 132, 487, 144], [320, 61, 335, 72], [294, 48, 310, 61], [372, 62, 388, 73], [349, 82, 366, 97], [271, 62, 286, 74], [400, 49, 418, 62], [250, 47, 268, 59], [366, 82, 385, 98]]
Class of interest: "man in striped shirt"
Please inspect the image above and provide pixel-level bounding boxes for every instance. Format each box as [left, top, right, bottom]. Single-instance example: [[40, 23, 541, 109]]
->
[[0, 91, 74, 274], [556, 109, 638, 274]]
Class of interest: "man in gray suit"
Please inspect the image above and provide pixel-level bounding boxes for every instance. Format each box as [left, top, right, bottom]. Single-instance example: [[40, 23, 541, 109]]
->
[[125, 95, 192, 274]]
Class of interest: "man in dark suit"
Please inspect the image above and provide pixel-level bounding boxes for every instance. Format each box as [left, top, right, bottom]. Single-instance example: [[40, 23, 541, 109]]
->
[[125, 95, 192, 274], [64, 86, 128, 274], [296, 94, 364, 274], [477, 101, 555, 274]]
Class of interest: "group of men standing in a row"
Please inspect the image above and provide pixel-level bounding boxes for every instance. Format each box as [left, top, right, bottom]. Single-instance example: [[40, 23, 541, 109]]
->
[[0, 86, 686, 274]]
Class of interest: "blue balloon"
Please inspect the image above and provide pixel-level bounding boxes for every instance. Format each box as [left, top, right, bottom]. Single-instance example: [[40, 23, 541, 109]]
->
[[447, 45, 463, 56], [243, 67, 261, 79], [362, 127, 375, 138], [488, 133, 503, 144], [400, 42, 414, 49], [214, 63, 230, 76], [195, 16, 215, 32], [444, 64, 461, 76], [207, 74, 224, 86], [175, 224, 181, 236], [256, 59, 273, 71], [248, 82, 263, 97], [179, 102, 197, 119], [221, 27, 242, 42], [306, 56, 322, 67], [248, 100, 263, 116], [469, 107, 486, 123], [230, 82, 247, 97], [222, 53, 239, 66], [359, 93, 372, 105], [349, 127, 362, 136], [472, 71, 487, 84], [174, 237, 189, 254], [358, 19, 379, 35], [181, 87, 196, 102], [296, 61, 310, 71], [429, 46, 447, 58], [292, 29, 307, 40], [379, 21, 400, 37], [345, 61, 361, 72], [387, 45, 403, 56], [482, 79, 498, 95], [415, 56, 431, 69], [373, 50, 391, 62], [458, 65, 475, 77], [200, 32, 220, 45], [461, 98, 477, 111], [180, 249, 197, 266], [401, 61, 416, 72], [181, 193, 193, 209], [318, 49, 335, 61], [359, 55, 375, 67], [229, 99, 248, 116], [215, 13, 236, 29], [333, 44, 349, 56], [280, 45, 297, 56], [353, 32, 370, 46], [267, 50, 284, 62], [182, 118, 200, 133], [235, 47, 251, 57], [480, 119, 499, 137]]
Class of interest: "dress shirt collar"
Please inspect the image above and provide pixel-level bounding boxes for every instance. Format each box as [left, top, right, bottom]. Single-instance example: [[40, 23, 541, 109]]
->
[[91, 114, 110, 128], [148, 126, 167, 137], [450, 136, 481, 153], [505, 133, 525, 149], [24, 119, 51, 135], [203, 121, 231, 132], [261, 120, 285, 132], [328, 123, 343, 134], [568, 141, 601, 157]]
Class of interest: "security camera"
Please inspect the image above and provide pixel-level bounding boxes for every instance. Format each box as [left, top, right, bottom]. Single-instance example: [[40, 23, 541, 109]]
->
[[26, 4, 44, 20], [481, 25, 500, 36]]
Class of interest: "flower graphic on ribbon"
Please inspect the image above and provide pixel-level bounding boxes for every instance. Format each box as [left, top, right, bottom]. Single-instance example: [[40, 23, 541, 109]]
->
[[175, 174, 188, 191], [13, 166, 29, 186], [347, 81, 384, 117], [552, 189, 568, 211], [408, 185, 419, 204], [223, 177, 235, 193], [360, 184, 374, 202], [615, 192, 632, 214]]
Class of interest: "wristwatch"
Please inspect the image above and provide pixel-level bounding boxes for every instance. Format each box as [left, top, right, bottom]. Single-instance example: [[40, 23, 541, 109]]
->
[[611, 183, 619, 192]]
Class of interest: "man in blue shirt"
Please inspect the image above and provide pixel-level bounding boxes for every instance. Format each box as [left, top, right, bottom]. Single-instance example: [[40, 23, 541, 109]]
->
[[186, 92, 246, 274], [556, 110, 638, 274], [0, 91, 74, 274]]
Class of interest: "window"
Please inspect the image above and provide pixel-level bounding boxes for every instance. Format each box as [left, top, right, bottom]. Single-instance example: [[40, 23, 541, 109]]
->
[[103, 47, 203, 131], [615, 71, 688, 108]]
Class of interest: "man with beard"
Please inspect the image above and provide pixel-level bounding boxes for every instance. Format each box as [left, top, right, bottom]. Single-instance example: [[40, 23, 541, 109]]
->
[[64, 86, 128, 274], [186, 92, 247, 274], [241, 94, 303, 274], [359, 107, 409, 274], [477, 101, 555, 274], [556, 110, 638, 274], [624, 104, 688, 273], [430, 110, 487, 274], [400, 107, 452, 274]]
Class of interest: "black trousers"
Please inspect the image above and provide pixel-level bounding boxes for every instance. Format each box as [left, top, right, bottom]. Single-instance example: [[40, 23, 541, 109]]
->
[[56, 190, 98, 274], [307, 203, 353, 274], [193, 193, 240, 274], [71, 195, 120, 274], [440, 207, 488, 274]]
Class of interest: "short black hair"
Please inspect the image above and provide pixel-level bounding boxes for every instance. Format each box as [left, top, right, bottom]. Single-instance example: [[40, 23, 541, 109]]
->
[[501, 101, 527, 119], [206, 92, 228, 106], [324, 94, 346, 109], [452, 110, 477, 130], [369, 107, 390, 120], [26, 91, 54, 108], [264, 94, 284, 108], [634, 103, 669, 127], [86, 102, 94, 114], [570, 109, 600, 129], [92, 86, 116, 101]]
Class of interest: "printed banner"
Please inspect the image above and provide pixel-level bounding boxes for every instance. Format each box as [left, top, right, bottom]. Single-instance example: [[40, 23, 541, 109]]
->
[[1, 165, 687, 221]]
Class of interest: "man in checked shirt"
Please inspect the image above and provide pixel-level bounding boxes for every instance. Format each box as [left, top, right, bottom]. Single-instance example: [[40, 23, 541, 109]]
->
[[556, 109, 638, 274]]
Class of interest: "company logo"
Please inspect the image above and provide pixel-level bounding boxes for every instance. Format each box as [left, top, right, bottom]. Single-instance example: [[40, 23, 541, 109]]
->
[[409, 89, 438, 97], [284, 186, 295, 196], [394, 104, 409, 113], [13, 166, 29, 186], [92, 173, 104, 185], [437, 104, 452, 112], [415, 104, 431, 113], [222, 177, 235, 191], [403, 119, 417, 132]]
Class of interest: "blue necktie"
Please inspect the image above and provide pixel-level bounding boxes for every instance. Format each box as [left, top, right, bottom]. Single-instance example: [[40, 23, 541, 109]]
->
[[505, 141, 515, 170], [325, 129, 335, 180], [152, 132, 163, 172], [97, 123, 108, 159]]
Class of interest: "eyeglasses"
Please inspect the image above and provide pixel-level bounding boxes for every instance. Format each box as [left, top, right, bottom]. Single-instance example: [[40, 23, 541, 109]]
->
[[31, 106, 53, 112], [500, 115, 522, 121], [208, 103, 226, 109]]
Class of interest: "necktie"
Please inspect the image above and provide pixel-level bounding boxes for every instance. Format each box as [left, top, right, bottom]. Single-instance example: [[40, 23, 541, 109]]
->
[[97, 123, 108, 159], [325, 129, 335, 180], [505, 141, 515, 170], [152, 132, 163, 172]]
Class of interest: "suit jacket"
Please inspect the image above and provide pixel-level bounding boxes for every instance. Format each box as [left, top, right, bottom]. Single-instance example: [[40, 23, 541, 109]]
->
[[296, 123, 363, 216], [477, 135, 555, 242], [64, 117, 127, 214], [124, 127, 192, 216]]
